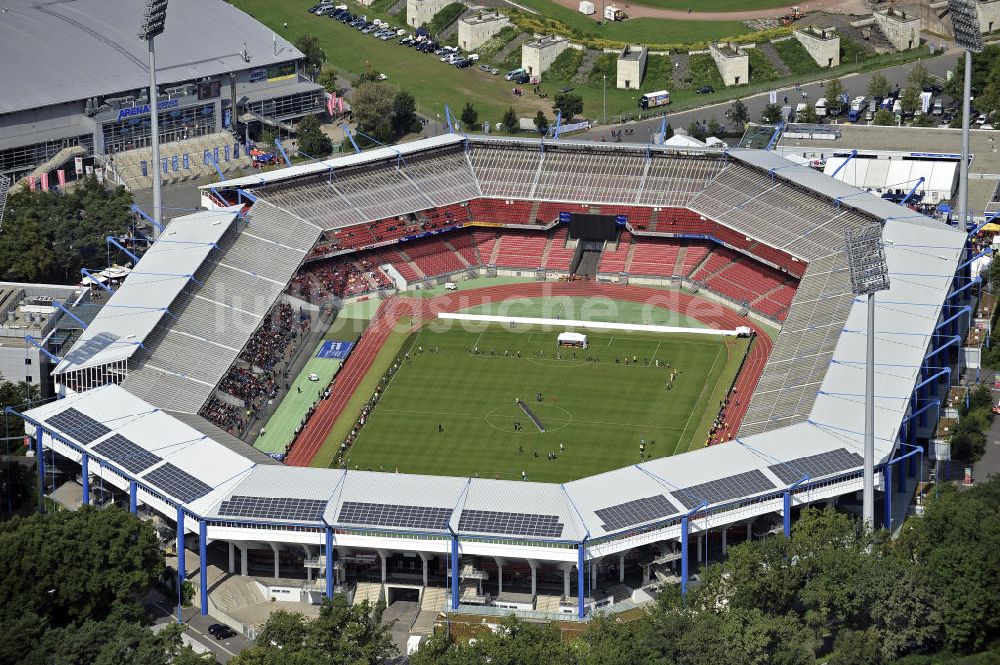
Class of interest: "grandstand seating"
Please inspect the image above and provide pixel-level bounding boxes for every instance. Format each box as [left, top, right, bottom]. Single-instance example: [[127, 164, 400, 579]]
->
[[403, 236, 468, 278], [468, 199, 540, 226], [114, 132, 251, 191], [597, 230, 633, 273], [494, 230, 549, 269], [598, 205, 652, 229], [448, 231, 480, 266], [628, 237, 683, 277], [679, 243, 711, 275], [543, 226, 576, 271], [536, 202, 571, 224], [472, 230, 500, 264]]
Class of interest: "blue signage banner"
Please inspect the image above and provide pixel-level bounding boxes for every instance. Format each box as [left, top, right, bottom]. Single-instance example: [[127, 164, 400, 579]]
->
[[171, 156, 179, 171], [140, 160, 148, 177], [117, 98, 179, 121], [224, 144, 231, 162], [559, 211, 571, 223], [182, 153, 190, 169], [317, 340, 354, 359]]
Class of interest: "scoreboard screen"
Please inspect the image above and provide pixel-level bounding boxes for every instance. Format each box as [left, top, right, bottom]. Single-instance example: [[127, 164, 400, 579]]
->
[[568, 213, 618, 241]]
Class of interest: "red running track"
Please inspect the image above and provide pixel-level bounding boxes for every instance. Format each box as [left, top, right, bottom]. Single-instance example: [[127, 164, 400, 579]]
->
[[285, 282, 774, 467]]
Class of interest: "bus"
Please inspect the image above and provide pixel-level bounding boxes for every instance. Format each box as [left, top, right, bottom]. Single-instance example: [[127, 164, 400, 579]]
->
[[638, 90, 670, 110]]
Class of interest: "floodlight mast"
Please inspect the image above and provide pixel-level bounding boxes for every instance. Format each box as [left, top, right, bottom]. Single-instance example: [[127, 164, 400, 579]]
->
[[948, 0, 983, 233], [139, 0, 169, 238], [844, 223, 890, 530]]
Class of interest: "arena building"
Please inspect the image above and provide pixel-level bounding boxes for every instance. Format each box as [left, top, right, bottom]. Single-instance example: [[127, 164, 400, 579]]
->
[[12, 135, 974, 631], [0, 0, 324, 181]]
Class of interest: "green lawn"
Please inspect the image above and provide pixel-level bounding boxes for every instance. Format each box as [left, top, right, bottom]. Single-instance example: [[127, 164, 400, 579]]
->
[[340, 324, 747, 482], [622, 0, 791, 10], [255, 343, 342, 454]]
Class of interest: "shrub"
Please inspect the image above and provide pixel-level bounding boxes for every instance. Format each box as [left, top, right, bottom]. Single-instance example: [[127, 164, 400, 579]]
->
[[545, 48, 584, 81], [428, 2, 465, 35], [747, 47, 780, 83], [772, 38, 821, 76]]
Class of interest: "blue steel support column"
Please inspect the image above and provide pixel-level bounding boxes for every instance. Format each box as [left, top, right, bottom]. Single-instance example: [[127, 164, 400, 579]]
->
[[199, 520, 209, 616], [81, 454, 90, 506], [783, 491, 792, 537], [176, 506, 186, 623], [883, 465, 893, 530], [680, 516, 690, 596], [129, 480, 137, 513], [325, 527, 335, 598], [450, 534, 459, 610], [577, 539, 587, 619], [897, 457, 906, 493], [35, 425, 45, 513]]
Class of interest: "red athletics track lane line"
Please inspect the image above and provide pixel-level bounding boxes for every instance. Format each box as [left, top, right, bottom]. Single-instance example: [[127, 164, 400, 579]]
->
[[285, 283, 773, 467]]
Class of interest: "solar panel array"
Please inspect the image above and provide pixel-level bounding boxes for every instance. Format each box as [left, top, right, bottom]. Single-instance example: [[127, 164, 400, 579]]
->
[[458, 509, 564, 538], [47, 408, 111, 444], [594, 494, 678, 532], [675, 469, 776, 510], [768, 448, 865, 485], [92, 434, 162, 474], [143, 463, 213, 503], [219, 495, 328, 522], [337, 501, 453, 531]]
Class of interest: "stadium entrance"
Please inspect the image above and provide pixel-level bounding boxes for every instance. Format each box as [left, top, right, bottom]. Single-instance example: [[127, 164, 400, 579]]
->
[[566, 213, 620, 278]]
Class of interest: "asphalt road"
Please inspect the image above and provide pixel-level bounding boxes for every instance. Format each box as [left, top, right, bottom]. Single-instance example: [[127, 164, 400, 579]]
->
[[582, 48, 963, 144], [146, 591, 252, 664]]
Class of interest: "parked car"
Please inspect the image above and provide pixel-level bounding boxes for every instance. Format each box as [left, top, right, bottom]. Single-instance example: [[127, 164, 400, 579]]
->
[[208, 624, 236, 640], [489, 67, 500, 75], [514, 72, 530, 84], [455, 58, 473, 68], [696, 85, 714, 94]]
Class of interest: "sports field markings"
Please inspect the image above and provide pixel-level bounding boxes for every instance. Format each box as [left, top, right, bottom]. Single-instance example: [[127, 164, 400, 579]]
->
[[672, 344, 725, 457]]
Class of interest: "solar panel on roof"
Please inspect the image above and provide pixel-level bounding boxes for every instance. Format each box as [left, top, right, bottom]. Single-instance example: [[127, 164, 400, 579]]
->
[[218, 495, 327, 522], [47, 407, 111, 444], [337, 502, 453, 531], [768, 448, 864, 485], [458, 509, 564, 539], [674, 469, 776, 510], [92, 434, 162, 474], [594, 495, 678, 532], [143, 463, 213, 503]]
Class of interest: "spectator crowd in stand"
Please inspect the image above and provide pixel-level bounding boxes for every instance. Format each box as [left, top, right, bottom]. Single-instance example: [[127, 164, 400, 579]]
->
[[200, 302, 311, 436], [289, 253, 394, 304]]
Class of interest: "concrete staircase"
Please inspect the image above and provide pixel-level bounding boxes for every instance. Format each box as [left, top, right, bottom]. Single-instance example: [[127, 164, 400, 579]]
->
[[673, 245, 689, 276], [607, 583, 632, 603], [535, 594, 561, 612], [445, 240, 472, 267], [540, 235, 555, 266], [397, 250, 426, 279], [495, 34, 531, 66], [420, 585, 448, 612], [758, 42, 791, 78], [671, 53, 689, 87], [572, 49, 601, 84], [489, 234, 503, 264], [353, 581, 384, 605], [623, 237, 638, 272], [212, 574, 268, 616]]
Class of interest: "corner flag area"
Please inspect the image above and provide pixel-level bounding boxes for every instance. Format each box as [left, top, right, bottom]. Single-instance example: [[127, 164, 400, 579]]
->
[[253, 341, 343, 455]]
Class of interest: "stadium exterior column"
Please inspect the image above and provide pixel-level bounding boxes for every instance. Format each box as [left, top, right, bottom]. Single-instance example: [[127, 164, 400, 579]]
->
[[35, 425, 45, 513], [129, 480, 137, 514], [745, 518, 753, 542], [238, 544, 248, 577], [493, 557, 505, 596], [590, 556, 600, 591], [81, 454, 90, 506], [528, 560, 538, 597], [680, 516, 690, 596], [696, 530, 703, 563], [199, 520, 209, 616], [176, 506, 186, 623], [561, 563, 571, 598], [418, 552, 430, 587], [618, 553, 626, 583], [325, 528, 335, 598], [450, 535, 459, 610], [302, 545, 312, 582], [228, 542, 235, 574], [783, 491, 792, 537], [577, 542, 586, 620], [269, 543, 281, 578], [379, 550, 387, 585], [721, 526, 727, 555]]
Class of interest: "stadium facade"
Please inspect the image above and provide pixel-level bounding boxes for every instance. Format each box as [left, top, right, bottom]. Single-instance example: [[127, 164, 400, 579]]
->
[[0, 0, 324, 180], [13, 135, 973, 623]]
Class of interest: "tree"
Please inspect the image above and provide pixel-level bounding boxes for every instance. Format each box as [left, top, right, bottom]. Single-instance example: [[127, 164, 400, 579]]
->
[[761, 102, 783, 124], [296, 115, 333, 157], [351, 81, 396, 144], [294, 34, 326, 70], [868, 71, 891, 99], [706, 117, 724, 137], [391, 91, 421, 137], [502, 106, 518, 134], [908, 61, 932, 90], [316, 65, 338, 93], [797, 104, 819, 124], [826, 77, 846, 116], [899, 85, 921, 115], [23, 613, 190, 665], [687, 120, 706, 140], [663, 123, 674, 139], [552, 93, 584, 122], [533, 111, 549, 135], [872, 108, 895, 126], [725, 99, 749, 127], [460, 102, 478, 128]]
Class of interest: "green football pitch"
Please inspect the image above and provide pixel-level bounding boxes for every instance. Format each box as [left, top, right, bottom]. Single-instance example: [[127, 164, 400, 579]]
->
[[341, 323, 749, 483]]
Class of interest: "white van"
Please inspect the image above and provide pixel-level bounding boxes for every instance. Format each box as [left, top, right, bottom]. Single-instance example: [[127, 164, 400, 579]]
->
[[444, 282, 458, 290], [815, 97, 828, 117]]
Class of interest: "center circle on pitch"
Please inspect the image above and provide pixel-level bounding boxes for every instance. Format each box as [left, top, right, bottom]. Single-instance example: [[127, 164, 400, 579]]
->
[[485, 401, 573, 434]]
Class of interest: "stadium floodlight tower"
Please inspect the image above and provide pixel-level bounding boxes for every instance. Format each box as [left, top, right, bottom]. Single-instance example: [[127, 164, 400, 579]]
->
[[845, 222, 890, 530], [138, 0, 169, 238], [948, 0, 983, 232]]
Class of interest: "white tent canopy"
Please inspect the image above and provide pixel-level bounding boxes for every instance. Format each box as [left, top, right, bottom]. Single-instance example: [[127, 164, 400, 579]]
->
[[557, 331, 587, 347]]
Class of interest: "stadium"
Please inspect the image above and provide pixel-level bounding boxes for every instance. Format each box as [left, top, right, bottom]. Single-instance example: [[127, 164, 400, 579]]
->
[[13, 133, 971, 625]]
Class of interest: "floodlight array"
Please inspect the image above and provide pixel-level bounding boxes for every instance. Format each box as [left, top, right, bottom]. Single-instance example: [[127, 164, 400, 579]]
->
[[844, 222, 890, 296], [948, 0, 983, 53], [138, 0, 169, 40]]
